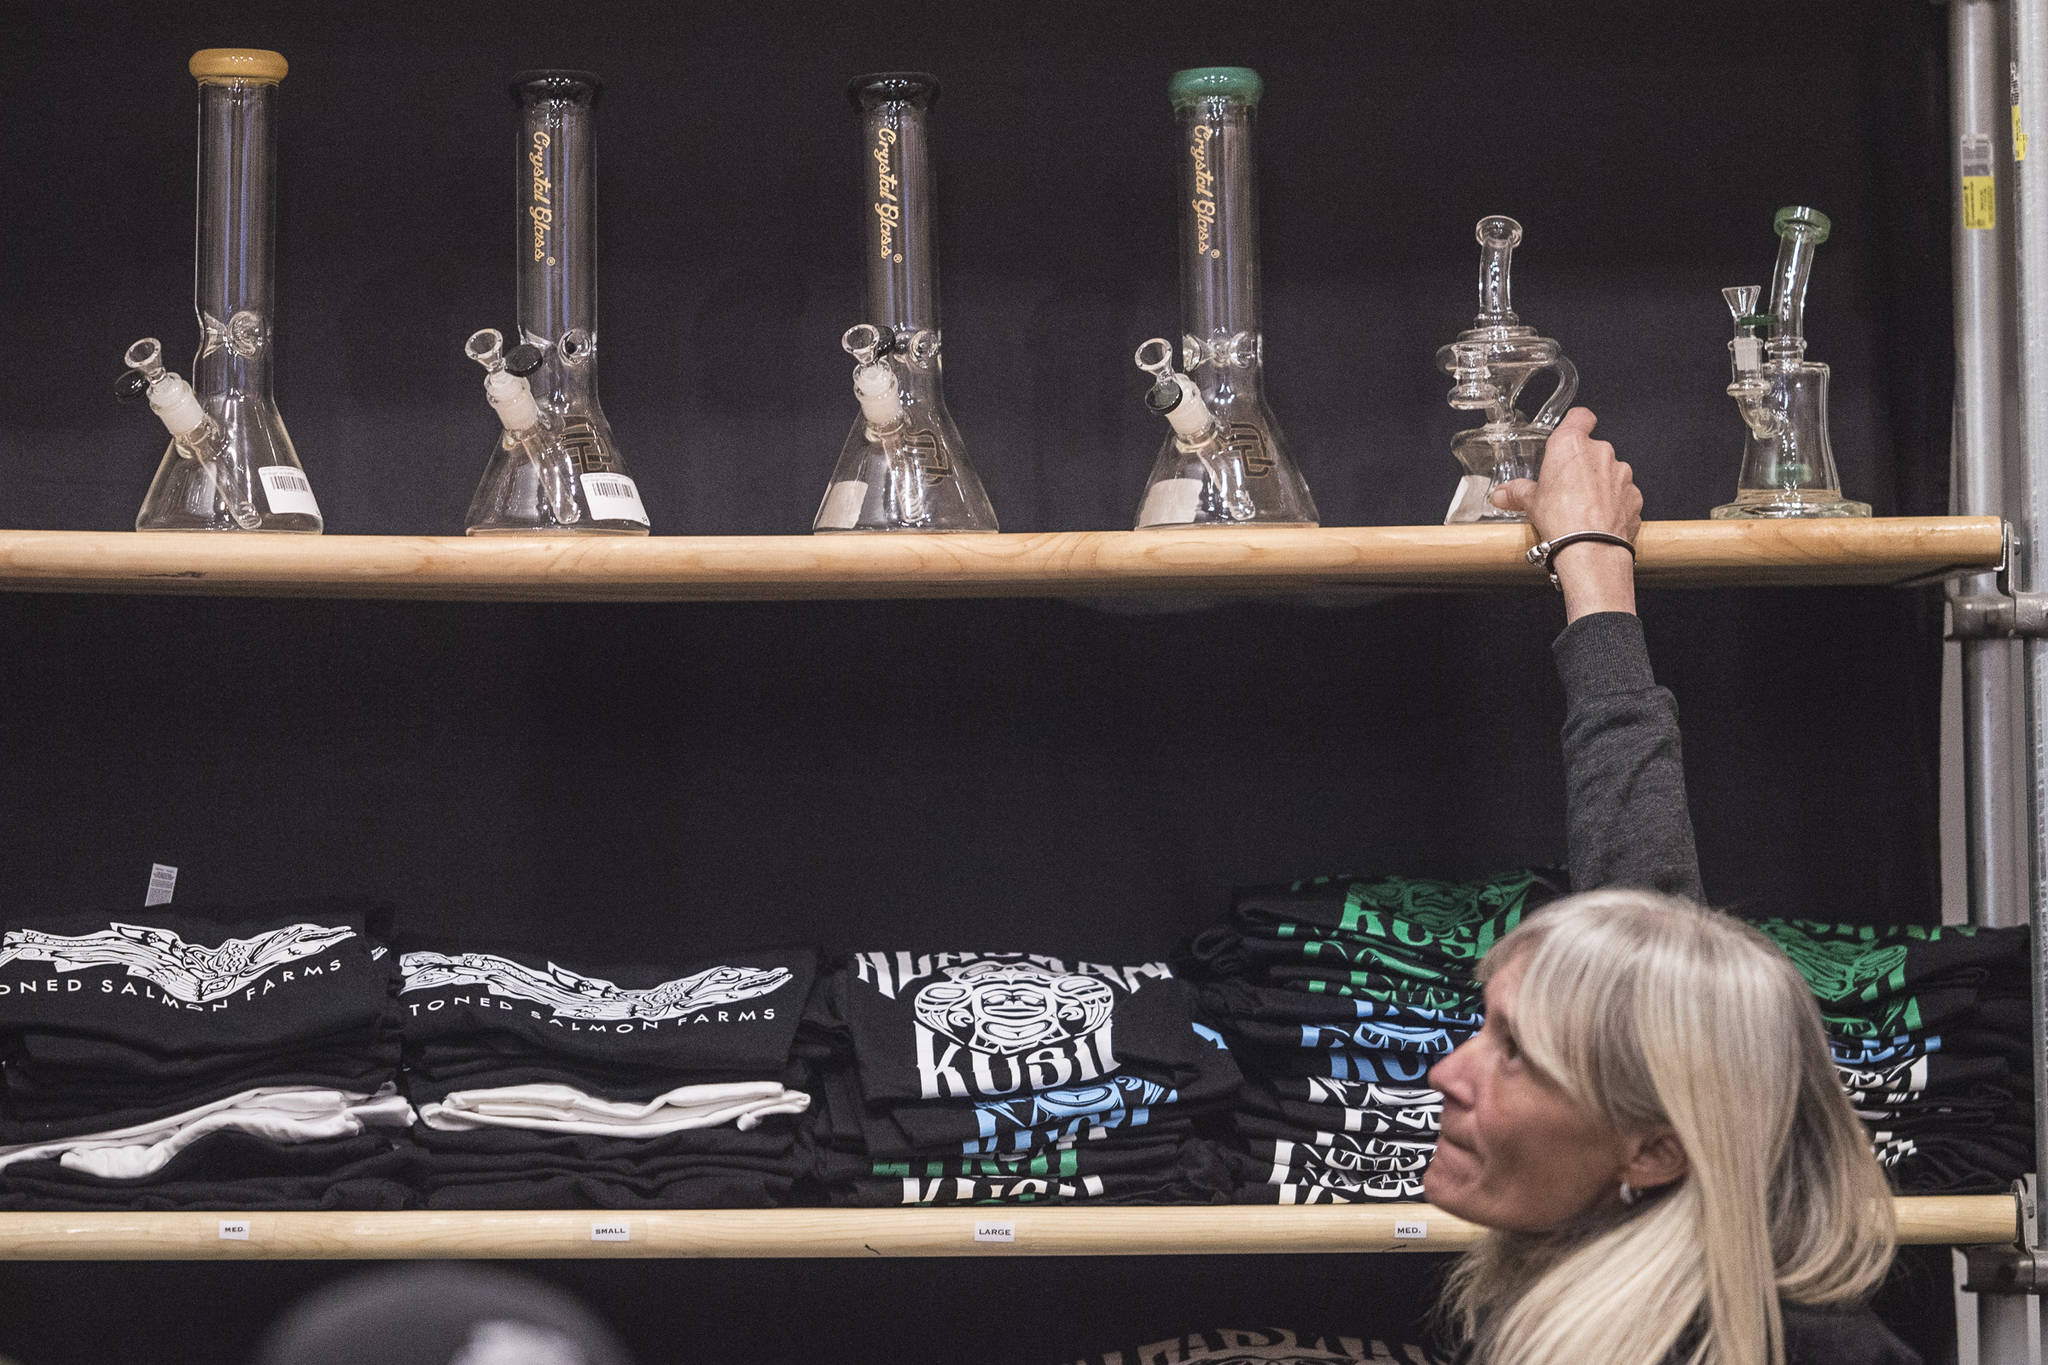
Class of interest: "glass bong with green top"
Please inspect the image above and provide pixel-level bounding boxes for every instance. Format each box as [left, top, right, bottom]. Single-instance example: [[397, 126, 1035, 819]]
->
[[1131, 67, 1317, 529], [1713, 206, 1869, 519], [1434, 216, 1577, 523]]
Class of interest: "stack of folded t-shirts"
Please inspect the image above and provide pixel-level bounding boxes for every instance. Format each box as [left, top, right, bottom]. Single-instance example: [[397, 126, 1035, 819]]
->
[[1754, 919, 2033, 1194], [0, 897, 414, 1209], [397, 940, 815, 1208], [1182, 870, 1564, 1203], [798, 951, 1240, 1205]]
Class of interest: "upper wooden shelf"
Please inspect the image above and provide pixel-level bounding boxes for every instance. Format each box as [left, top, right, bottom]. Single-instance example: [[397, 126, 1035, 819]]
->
[[0, 1196, 2012, 1260], [0, 519, 2003, 602]]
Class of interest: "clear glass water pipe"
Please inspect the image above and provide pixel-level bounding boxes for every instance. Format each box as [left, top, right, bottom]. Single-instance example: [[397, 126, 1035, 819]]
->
[[1131, 67, 1316, 529], [466, 70, 648, 534], [1712, 205, 1869, 519], [1432, 216, 1577, 523], [814, 72, 996, 533], [119, 49, 319, 533]]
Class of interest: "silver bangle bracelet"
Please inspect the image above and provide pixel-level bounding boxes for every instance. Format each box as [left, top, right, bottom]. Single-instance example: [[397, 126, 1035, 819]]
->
[[1525, 530, 1637, 591]]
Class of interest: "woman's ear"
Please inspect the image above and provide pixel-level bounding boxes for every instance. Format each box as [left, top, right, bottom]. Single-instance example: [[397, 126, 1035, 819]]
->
[[1623, 1127, 1689, 1193]]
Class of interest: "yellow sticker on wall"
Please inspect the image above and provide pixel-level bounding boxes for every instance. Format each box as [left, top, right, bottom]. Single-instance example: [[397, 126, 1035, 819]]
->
[[1963, 133, 1997, 228]]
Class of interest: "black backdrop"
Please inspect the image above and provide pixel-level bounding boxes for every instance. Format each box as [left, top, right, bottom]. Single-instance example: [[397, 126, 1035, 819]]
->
[[0, 1, 1959, 1361]]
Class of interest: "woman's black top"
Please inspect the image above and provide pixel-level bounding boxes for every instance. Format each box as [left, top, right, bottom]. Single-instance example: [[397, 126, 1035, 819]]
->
[[1446, 1301, 1921, 1364], [1553, 611, 1704, 902]]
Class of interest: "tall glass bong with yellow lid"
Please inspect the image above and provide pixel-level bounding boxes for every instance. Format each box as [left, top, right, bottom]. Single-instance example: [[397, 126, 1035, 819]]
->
[[462, 70, 649, 534], [117, 50, 321, 532], [1131, 67, 1317, 528], [815, 72, 997, 532]]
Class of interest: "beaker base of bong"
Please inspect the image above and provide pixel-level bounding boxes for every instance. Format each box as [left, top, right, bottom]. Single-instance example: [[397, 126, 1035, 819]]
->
[[1710, 490, 1871, 519], [1133, 439, 1318, 530], [136, 452, 322, 533], [812, 431, 999, 534]]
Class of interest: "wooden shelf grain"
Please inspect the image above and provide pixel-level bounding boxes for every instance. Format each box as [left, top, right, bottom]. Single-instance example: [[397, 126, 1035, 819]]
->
[[0, 518, 2004, 602], [0, 1196, 2012, 1260]]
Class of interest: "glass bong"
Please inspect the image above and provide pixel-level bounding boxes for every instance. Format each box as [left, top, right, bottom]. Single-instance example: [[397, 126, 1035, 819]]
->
[[116, 49, 320, 533], [1432, 216, 1577, 524], [1712, 205, 1869, 518], [815, 73, 996, 533], [1131, 67, 1316, 529], [464, 71, 648, 535]]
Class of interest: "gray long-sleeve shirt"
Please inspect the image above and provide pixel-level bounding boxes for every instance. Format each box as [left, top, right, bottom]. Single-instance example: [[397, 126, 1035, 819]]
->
[[1552, 611, 1705, 902]]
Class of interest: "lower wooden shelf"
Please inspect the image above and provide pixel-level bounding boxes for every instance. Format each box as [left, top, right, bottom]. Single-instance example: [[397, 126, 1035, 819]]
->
[[0, 1197, 2012, 1260], [0, 518, 2006, 601]]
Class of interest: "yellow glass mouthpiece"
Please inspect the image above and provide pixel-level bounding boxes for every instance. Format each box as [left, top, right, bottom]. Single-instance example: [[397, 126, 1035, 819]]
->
[[189, 49, 288, 84]]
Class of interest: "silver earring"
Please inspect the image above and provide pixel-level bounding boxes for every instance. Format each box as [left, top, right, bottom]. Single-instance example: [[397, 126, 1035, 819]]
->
[[1619, 1181, 1639, 1206]]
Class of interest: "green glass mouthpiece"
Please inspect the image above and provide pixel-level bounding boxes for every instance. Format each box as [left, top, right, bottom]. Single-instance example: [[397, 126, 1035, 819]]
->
[[1773, 205, 1832, 243], [1170, 67, 1263, 110]]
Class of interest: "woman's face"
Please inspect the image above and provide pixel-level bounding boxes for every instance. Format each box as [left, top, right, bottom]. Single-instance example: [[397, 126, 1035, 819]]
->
[[1422, 951, 1630, 1232]]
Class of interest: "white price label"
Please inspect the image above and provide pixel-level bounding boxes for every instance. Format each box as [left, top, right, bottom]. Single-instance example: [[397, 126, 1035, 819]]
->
[[590, 1221, 631, 1242], [1136, 478, 1203, 528], [145, 863, 177, 907], [218, 1220, 250, 1241], [1393, 1220, 1428, 1240], [816, 480, 870, 530], [973, 1220, 1016, 1244], [580, 473, 649, 526], [1443, 475, 1495, 525], [258, 465, 321, 518]]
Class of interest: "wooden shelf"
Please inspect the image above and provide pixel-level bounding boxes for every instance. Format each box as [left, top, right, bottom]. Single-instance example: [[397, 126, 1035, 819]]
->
[[0, 1196, 2012, 1260], [0, 518, 2003, 602]]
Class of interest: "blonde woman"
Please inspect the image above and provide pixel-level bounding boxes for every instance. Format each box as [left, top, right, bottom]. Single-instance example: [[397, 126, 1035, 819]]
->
[[1423, 892, 1911, 1365], [1424, 416, 1916, 1362]]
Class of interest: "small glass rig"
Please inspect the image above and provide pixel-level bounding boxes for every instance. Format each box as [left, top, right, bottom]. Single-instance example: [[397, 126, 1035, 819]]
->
[[1712, 205, 1869, 518], [1432, 216, 1577, 523], [117, 49, 319, 533], [464, 71, 648, 535], [815, 72, 996, 533], [1131, 67, 1316, 529]]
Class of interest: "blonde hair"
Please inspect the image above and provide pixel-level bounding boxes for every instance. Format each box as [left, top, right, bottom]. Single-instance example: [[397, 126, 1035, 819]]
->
[[1440, 891, 1896, 1365]]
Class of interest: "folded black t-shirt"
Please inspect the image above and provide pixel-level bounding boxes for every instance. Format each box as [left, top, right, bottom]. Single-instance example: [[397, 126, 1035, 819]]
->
[[829, 952, 1206, 1103], [397, 941, 813, 1079], [0, 898, 395, 1055]]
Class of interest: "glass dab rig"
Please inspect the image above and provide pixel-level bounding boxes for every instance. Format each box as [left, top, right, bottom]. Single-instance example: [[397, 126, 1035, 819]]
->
[[118, 49, 319, 533], [815, 72, 997, 533], [1713, 205, 1869, 519], [465, 71, 648, 534], [1433, 216, 1577, 523], [1132, 67, 1316, 529]]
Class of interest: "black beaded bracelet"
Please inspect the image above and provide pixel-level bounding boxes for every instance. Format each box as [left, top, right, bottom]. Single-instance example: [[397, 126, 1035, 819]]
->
[[1524, 530, 1637, 591]]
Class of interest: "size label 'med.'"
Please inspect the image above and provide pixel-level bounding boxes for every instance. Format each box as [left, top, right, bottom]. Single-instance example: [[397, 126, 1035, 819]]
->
[[145, 863, 178, 907], [580, 473, 649, 526], [218, 1220, 250, 1241], [1393, 1220, 1428, 1240]]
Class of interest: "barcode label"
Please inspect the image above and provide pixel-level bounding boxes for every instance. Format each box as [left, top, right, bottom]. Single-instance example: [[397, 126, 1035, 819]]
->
[[145, 863, 177, 907], [590, 1221, 631, 1242], [218, 1220, 250, 1240], [579, 472, 649, 526], [816, 479, 870, 530], [1962, 133, 1997, 230], [258, 465, 321, 517], [973, 1220, 1016, 1243], [1136, 477, 1203, 528]]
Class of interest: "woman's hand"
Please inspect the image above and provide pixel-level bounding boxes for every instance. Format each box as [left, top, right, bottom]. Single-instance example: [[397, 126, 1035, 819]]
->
[[1490, 407, 1643, 622]]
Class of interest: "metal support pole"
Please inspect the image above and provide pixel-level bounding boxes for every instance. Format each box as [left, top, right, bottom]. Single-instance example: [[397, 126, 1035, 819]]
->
[[2010, 0, 2048, 1287], [1952, 0, 2029, 931]]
